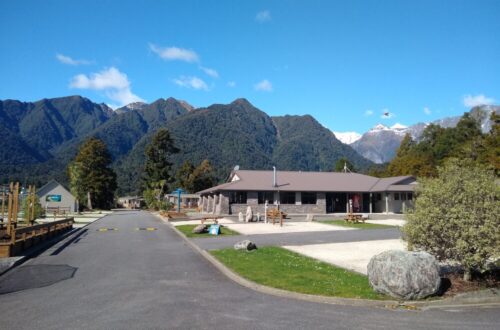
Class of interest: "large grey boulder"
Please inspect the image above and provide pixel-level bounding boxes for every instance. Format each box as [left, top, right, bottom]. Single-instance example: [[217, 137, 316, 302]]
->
[[234, 240, 257, 251], [367, 250, 441, 300], [192, 224, 208, 234]]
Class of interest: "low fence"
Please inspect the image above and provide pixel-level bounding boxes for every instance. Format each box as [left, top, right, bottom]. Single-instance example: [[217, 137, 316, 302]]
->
[[0, 218, 74, 258]]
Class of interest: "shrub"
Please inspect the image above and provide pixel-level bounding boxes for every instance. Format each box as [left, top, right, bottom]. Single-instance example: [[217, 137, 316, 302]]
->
[[403, 158, 499, 281]]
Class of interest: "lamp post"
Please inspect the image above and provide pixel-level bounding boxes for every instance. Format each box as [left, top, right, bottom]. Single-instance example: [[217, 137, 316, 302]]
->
[[171, 188, 185, 213]]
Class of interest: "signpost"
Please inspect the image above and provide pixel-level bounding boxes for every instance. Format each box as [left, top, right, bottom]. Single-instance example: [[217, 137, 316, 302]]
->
[[171, 188, 185, 212]]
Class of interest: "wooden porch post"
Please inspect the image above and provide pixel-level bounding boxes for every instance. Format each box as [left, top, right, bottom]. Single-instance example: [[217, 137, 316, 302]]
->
[[385, 193, 389, 214], [369, 193, 373, 214]]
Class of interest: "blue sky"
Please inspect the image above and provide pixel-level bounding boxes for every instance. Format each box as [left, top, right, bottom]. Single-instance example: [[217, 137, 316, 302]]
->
[[1, 0, 499, 133]]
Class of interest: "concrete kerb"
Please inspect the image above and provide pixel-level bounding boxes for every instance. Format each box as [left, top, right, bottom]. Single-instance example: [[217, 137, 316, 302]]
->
[[153, 212, 500, 310], [0, 211, 114, 276]]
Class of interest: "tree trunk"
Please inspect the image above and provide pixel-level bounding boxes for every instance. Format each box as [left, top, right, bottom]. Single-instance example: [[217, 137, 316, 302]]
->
[[463, 269, 472, 281], [87, 191, 93, 210]]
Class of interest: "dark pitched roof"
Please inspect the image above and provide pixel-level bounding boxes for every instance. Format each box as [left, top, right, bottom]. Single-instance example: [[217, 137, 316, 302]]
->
[[198, 170, 416, 194]]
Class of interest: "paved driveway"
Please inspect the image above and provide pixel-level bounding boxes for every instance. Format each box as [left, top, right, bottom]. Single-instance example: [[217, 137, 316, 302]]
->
[[0, 211, 497, 329]]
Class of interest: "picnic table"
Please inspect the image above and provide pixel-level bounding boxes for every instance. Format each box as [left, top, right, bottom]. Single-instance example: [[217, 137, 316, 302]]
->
[[344, 213, 366, 223], [266, 209, 287, 227]]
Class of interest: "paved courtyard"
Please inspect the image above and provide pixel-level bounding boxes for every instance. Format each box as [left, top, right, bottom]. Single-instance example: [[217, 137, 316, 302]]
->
[[284, 239, 407, 274]]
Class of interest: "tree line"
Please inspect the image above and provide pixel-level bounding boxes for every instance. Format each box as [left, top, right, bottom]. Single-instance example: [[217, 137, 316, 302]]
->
[[68, 128, 215, 211]]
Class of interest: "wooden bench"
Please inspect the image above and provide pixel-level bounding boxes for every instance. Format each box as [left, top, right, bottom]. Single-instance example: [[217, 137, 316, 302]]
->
[[47, 206, 71, 216], [266, 209, 288, 227], [201, 216, 223, 225]]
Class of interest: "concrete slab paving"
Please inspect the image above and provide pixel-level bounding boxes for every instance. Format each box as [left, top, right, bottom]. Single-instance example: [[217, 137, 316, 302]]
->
[[283, 239, 406, 275], [365, 219, 406, 227], [222, 221, 354, 235]]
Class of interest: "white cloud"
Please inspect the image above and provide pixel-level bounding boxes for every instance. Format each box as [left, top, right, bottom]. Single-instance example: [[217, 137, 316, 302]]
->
[[254, 79, 273, 92], [380, 108, 394, 119], [227, 81, 236, 87], [173, 76, 209, 91], [200, 66, 219, 78], [149, 44, 199, 63], [424, 107, 431, 115], [69, 67, 144, 106], [364, 110, 374, 116], [56, 53, 92, 66], [463, 94, 495, 108], [256, 10, 271, 23], [70, 67, 129, 90]]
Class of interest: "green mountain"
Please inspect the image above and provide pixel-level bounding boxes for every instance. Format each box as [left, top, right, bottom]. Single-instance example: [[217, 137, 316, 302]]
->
[[0, 96, 373, 193], [271, 115, 372, 171], [0, 95, 113, 164]]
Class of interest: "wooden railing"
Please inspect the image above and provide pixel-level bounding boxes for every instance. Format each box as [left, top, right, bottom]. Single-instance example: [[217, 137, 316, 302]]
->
[[0, 218, 74, 258]]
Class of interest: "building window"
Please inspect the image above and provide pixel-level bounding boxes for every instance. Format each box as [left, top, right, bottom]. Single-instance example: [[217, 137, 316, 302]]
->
[[280, 192, 296, 204], [407, 193, 413, 200], [258, 191, 274, 204], [401, 193, 407, 201], [394, 193, 400, 200], [229, 191, 247, 204], [301, 192, 317, 205], [375, 193, 382, 201]]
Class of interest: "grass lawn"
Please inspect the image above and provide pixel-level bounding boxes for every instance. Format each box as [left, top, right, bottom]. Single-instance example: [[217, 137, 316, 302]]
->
[[176, 224, 240, 238], [211, 246, 389, 300], [320, 220, 396, 229]]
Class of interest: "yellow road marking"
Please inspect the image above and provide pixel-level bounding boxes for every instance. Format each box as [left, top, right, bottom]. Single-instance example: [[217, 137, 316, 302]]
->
[[97, 228, 118, 232]]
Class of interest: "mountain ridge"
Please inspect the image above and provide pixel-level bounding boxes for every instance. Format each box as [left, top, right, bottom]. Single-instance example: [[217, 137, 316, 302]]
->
[[0, 95, 373, 194], [346, 105, 500, 163]]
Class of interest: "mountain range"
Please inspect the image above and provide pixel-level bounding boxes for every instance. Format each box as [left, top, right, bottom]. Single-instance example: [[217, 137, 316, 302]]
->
[[334, 105, 499, 163], [0, 96, 372, 194]]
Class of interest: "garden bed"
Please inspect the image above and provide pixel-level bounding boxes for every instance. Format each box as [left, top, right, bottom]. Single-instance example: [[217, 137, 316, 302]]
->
[[176, 224, 240, 238]]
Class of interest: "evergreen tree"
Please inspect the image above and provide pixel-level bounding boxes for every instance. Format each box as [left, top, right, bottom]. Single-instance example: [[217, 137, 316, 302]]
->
[[175, 160, 195, 192], [334, 157, 356, 172], [68, 138, 117, 210], [143, 128, 179, 189], [191, 159, 215, 192]]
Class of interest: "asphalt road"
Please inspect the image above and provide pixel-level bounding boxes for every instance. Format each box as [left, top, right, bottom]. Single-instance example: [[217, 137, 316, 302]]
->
[[0, 211, 498, 330], [192, 227, 401, 250]]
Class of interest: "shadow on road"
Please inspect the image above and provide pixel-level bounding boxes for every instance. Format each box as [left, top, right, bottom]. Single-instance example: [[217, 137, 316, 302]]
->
[[51, 229, 88, 256], [0, 264, 77, 295]]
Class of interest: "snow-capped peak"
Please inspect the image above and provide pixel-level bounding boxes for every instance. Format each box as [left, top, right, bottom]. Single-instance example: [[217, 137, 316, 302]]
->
[[333, 131, 362, 144], [371, 124, 389, 131], [368, 123, 408, 136], [390, 123, 408, 130], [124, 102, 146, 110]]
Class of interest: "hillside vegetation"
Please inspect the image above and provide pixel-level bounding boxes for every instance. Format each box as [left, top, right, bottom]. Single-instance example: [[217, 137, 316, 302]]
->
[[0, 96, 372, 194]]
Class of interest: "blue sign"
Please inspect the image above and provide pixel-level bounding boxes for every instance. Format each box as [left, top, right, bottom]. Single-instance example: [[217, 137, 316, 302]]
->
[[46, 194, 62, 202], [208, 224, 220, 235]]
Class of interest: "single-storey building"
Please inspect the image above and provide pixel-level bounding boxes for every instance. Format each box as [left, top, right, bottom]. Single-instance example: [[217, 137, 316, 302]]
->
[[166, 193, 200, 209], [117, 196, 144, 209], [198, 170, 416, 215], [37, 180, 78, 213]]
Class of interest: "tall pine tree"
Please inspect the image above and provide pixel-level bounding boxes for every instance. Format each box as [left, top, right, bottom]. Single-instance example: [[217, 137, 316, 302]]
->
[[143, 128, 179, 195], [68, 138, 117, 210]]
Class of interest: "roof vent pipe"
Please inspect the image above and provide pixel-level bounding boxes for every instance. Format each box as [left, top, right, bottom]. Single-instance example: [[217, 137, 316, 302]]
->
[[273, 166, 277, 187]]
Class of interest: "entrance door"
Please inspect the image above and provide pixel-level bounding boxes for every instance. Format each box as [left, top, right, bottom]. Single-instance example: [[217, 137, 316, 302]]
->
[[362, 193, 370, 213], [326, 193, 347, 213]]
